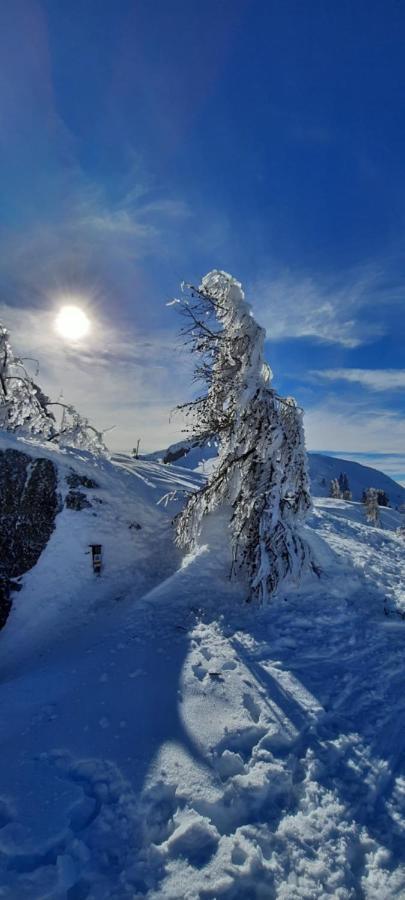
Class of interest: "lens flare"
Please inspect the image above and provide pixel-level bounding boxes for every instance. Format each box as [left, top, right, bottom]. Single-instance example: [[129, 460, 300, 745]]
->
[[55, 305, 91, 341]]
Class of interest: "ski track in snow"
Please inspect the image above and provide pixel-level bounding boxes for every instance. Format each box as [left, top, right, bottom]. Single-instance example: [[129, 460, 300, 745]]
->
[[0, 446, 404, 898]]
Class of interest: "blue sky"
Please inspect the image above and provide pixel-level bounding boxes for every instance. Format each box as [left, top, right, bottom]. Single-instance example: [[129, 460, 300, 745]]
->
[[0, 1, 404, 482]]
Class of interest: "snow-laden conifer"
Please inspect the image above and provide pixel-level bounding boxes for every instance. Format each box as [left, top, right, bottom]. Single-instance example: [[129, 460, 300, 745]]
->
[[338, 472, 350, 494], [279, 397, 312, 519], [329, 478, 341, 499], [0, 323, 56, 438], [173, 270, 313, 601], [0, 321, 109, 456], [363, 487, 381, 526]]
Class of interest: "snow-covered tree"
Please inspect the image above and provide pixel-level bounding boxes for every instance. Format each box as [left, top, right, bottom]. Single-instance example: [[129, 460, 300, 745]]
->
[[363, 488, 381, 526], [329, 478, 341, 499], [338, 472, 350, 494], [361, 488, 389, 508], [49, 403, 109, 456], [0, 321, 109, 456], [173, 269, 313, 602], [338, 474, 352, 500], [0, 323, 56, 438], [279, 397, 312, 518]]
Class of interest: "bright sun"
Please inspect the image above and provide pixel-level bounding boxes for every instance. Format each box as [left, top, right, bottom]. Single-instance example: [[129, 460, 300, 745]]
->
[[55, 305, 91, 341]]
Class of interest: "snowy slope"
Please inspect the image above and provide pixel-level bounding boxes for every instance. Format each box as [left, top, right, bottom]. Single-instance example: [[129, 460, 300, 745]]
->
[[0, 439, 404, 899], [0, 435, 202, 674], [147, 441, 405, 507], [309, 453, 405, 507]]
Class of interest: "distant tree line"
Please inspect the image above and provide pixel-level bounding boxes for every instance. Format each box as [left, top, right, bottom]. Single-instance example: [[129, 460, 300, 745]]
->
[[329, 471, 390, 512], [329, 472, 352, 501]]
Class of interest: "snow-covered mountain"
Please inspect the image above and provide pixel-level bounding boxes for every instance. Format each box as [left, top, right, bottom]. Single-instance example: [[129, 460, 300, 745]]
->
[[308, 452, 405, 507], [0, 436, 405, 898], [147, 439, 405, 508]]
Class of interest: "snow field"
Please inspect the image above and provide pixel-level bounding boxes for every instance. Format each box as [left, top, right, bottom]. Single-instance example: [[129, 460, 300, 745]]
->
[[0, 441, 404, 898]]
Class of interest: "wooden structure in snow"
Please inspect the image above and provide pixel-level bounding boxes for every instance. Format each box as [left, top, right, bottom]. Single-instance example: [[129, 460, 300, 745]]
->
[[90, 544, 102, 574]]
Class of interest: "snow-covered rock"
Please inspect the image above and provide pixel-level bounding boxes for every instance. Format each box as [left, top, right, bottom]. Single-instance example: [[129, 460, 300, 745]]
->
[[0, 447, 60, 627]]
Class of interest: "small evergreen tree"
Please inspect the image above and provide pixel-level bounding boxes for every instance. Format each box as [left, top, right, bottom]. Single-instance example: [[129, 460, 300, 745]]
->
[[363, 488, 381, 526], [338, 472, 350, 494], [173, 270, 313, 602], [342, 489, 352, 501], [329, 478, 341, 499], [361, 488, 389, 508]]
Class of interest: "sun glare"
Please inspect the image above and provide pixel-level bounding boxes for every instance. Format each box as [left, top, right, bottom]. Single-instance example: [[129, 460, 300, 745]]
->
[[55, 305, 91, 341]]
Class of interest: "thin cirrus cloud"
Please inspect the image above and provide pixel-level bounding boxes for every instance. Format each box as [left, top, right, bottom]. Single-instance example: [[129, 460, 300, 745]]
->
[[0, 172, 193, 326], [251, 266, 402, 348], [305, 402, 405, 456], [312, 368, 405, 390], [0, 302, 193, 452]]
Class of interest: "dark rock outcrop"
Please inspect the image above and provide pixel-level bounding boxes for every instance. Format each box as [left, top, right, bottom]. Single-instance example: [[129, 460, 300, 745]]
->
[[163, 445, 190, 464], [64, 469, 99, 511], [66, 471, 99, 490], [65, 490, 92, 511], [0, 448, 60, 628]]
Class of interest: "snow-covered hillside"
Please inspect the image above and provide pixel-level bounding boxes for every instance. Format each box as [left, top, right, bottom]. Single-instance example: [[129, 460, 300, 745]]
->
[[147, 441, 405, 508], [309, 453, 405, 508], [0, 439, 404, 898], [0, 434, 201, 674]]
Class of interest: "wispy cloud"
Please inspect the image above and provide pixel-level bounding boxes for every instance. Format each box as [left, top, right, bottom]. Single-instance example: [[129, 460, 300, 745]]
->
[[312, 368, 405, 390], [305, 401, 405, 456], [0, 172, 192, 310], [0, 303, 192, 452], [250, 266, 403, 347]]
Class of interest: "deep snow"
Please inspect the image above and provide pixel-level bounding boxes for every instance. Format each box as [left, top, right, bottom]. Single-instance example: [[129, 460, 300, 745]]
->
[[0, 437, 404, 899]]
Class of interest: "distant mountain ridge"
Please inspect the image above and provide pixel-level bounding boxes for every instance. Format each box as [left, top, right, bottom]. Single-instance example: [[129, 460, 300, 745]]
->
[[308, 452, 405, 508], [146, 439, 405, 509]]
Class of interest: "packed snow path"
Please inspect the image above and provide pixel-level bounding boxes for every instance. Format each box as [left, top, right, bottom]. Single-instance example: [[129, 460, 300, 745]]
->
[[0, 449, 404, 898]]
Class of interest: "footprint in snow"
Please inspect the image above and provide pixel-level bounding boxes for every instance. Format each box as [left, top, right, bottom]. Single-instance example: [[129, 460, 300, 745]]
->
[[192, 662, 207, 682], [216, 726, 267, 763], [217, 749, 245, 779], [164, 811, 219, 867], [243, 692, 261, 724]]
